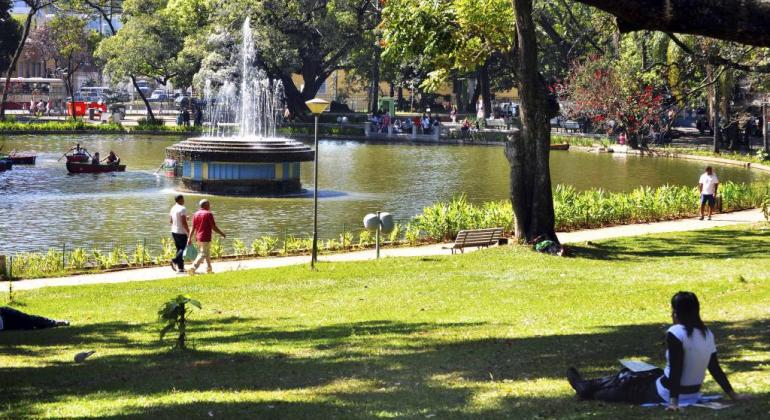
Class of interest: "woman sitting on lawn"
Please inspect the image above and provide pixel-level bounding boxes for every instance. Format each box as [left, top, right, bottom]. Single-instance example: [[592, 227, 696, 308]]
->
[[566, 291, 748, 410]]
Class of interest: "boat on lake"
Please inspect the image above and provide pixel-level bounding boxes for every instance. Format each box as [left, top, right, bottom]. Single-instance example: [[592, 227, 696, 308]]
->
[[64, 146, 124, 174], [0, 158, 11, 172], [66, 161, 126, 174], [550, 143, 570, 151], [8, 151, 37, 164]]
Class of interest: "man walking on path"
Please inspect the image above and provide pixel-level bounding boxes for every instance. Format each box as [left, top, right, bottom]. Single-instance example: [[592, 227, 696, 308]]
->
[[698, 166, 719, 220], [169, 195, 189, 273], [187, 199, 226, 275]]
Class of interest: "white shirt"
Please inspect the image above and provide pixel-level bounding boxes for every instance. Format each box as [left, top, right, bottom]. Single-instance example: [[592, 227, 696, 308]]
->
[[656, 324, 717, 404], [699, 173, 719, 195], [169, 203, 188, 234]]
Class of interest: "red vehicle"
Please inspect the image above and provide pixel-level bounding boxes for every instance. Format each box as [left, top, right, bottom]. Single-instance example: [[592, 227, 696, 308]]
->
[[67, 100, 107, 117]]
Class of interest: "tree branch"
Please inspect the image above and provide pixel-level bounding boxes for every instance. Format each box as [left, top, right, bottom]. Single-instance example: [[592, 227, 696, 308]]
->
[[574, 0, 770, 47]]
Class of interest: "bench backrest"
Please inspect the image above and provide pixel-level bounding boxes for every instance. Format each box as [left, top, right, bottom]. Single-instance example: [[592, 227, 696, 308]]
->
[[454, 228, 503, 247]]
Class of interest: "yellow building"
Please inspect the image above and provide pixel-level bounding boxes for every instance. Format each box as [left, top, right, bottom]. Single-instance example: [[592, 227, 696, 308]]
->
[[291, 70, 519, 112]]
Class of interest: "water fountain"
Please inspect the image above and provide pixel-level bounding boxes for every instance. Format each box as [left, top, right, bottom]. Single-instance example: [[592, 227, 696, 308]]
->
[[165, 19, 314, 195]]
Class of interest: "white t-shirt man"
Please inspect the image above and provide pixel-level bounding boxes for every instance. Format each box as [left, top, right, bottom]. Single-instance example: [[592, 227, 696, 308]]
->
[[170, 203, 188, 235], [699, 172, 719, 195]]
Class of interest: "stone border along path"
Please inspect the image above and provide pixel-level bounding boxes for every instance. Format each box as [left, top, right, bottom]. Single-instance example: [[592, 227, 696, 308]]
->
[[2, 208, 765, 291]]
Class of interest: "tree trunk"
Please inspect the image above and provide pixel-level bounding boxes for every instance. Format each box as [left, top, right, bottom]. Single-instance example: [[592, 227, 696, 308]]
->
[[480, 61, 492, 118], [0, 10, 35, 121], [66, 73, 77, 121], [368, 46, 381, 113], [470, 74, 481, 113], [131, 75, 155, 122], [706, 64, 720, 152], [508, 0, 558, 243], [397, 86, 403, 111]]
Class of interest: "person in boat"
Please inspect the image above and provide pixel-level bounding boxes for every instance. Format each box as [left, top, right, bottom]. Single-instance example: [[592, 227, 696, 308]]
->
[[567, 291, 749, 410], [92, 152, 100, 165], [67, 143, 88, 156], [105, 150, 120, 165]]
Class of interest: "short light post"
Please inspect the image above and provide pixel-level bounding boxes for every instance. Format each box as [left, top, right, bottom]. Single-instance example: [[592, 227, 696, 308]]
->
[[363, 212, 394, 259], [306, 98, 330, 269]]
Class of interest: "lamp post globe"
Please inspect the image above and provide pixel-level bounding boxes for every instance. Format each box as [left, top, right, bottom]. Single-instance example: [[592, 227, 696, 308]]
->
[[305, 98, 330, 269]]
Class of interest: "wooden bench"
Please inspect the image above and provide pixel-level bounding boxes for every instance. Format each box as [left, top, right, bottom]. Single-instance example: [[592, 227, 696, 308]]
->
[[444, 228, 504, 254]]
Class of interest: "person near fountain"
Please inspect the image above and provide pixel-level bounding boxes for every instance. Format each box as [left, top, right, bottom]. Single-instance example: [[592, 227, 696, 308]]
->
[[698, 166, 719, 220], [187, 199, 226, 275], [1, 306, 69, 331], [194, 108, 203, 127], [169, 194, 189, 274]]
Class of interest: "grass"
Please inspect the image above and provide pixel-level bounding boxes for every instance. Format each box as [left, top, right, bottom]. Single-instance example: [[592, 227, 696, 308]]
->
[[1, 224, 769, 418], [653, 146, 770, 164]]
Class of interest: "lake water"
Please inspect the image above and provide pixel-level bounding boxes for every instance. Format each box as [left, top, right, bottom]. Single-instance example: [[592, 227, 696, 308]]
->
[[1, 134, 767, 254]]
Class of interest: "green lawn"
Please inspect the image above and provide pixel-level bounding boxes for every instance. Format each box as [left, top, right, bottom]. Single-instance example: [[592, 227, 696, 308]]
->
[[1, 225, 769, 419]]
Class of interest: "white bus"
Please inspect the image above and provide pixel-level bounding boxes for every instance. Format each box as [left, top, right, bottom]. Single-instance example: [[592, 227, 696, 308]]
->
[[0, 77, 67, 111]]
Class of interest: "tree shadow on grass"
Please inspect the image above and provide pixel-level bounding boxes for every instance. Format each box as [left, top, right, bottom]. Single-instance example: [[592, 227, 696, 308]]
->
[[570, 228, 770, 261], [1, 318, 767, 418]]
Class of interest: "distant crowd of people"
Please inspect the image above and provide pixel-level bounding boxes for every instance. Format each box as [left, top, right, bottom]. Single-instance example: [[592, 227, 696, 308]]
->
[[369, 110, 441, 135]]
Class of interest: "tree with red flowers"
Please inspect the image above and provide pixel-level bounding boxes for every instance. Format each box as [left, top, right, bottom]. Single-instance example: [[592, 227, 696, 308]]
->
[[555, 56, 665, 147]]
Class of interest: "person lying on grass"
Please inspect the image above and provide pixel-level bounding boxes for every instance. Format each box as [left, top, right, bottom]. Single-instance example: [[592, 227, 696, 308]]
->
[[566, 291, 749, 410], [0, 306, 69, 331]]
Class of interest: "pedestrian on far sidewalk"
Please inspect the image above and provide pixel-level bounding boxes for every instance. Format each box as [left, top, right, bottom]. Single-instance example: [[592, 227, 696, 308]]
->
[[169, 194, 189, 273], [187, 199, 226, 275], [698, 166, 719, 220]]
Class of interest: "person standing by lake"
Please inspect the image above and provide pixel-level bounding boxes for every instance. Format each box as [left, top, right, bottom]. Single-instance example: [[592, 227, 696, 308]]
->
[[187, 199, 226, 275], [169, 194, 189, 273], [698, 166, 719, 220]]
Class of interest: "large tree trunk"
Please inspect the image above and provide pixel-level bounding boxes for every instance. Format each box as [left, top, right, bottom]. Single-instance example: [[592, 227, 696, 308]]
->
[[0, 10, 35, 121], [574, 0, 770, 48], [480, 61, 492, 118], [706, 64, 720, 152], [508, 0, 558, 243], [368, 47, 381, 113]]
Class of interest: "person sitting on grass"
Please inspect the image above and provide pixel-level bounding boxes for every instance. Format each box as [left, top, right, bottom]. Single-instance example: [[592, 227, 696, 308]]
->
[[567, 291, 748, 410], [0, 306, 69, 331]]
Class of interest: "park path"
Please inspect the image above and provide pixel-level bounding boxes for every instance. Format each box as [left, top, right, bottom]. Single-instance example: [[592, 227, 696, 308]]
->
[[2, 208, 765, 291]]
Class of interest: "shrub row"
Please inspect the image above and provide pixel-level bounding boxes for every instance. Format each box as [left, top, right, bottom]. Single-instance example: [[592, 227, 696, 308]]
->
[[6, 182, 769, 280]]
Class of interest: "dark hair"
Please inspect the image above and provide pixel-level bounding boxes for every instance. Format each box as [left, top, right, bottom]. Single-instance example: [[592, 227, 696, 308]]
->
[[671, 291, 708, 337], [175, 194, 184, 203]]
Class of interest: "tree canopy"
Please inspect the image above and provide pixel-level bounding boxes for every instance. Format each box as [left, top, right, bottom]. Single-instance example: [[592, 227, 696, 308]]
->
[[0, 0, 22, 75]]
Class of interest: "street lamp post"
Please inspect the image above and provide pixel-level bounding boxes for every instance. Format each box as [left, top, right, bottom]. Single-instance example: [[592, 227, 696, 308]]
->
[[305, 98, 330, 269]]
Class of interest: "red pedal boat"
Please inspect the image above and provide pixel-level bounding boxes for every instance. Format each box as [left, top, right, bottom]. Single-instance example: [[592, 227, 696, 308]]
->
[[8, 152, 37, 164], [63, 146, 125, 173], [66, 161, 126, 174]]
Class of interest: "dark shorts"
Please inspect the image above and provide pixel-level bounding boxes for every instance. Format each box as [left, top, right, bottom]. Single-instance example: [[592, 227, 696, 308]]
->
[[701, 194, 716, 207]]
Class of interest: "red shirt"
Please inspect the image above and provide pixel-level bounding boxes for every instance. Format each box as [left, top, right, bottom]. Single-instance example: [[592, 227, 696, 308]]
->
[[192, 209, 215, 242]]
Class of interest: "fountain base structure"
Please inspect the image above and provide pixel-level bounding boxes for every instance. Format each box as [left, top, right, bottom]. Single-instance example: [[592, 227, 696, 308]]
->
[[165, 137, 314, 195]]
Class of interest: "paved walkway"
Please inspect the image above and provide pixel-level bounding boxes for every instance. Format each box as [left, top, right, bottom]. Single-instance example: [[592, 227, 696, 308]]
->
[[2, 209, 765, 291]]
